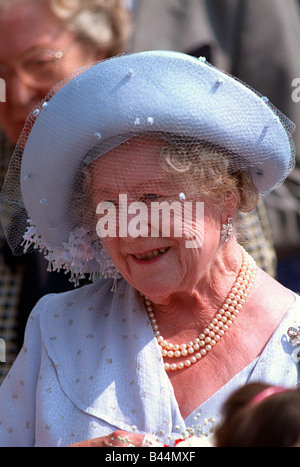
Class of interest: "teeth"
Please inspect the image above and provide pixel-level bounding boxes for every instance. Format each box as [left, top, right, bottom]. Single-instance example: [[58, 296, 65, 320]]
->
[[135, 248, 168, 260]]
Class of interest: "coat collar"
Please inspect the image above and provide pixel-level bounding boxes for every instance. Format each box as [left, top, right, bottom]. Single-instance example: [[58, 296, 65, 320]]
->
[[39, 279, 186, 441]]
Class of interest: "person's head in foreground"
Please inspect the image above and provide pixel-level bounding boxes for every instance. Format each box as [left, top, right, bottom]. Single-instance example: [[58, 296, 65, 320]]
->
[[0, 50, 299, 447], [214, 382, 300, 447], [0, 0, 131, 142]]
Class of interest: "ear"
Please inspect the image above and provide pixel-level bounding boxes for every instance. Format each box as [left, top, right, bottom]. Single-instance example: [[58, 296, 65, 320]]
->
[[94, 48, 110, 61], [83, 46, 109, 64]]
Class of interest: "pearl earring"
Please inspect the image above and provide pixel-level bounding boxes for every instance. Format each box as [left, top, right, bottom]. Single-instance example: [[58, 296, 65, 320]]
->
[[221, 217, 234, 243]]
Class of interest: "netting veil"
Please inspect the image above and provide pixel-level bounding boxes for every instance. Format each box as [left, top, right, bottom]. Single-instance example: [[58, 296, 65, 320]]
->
[[0, 51, 296, 285]]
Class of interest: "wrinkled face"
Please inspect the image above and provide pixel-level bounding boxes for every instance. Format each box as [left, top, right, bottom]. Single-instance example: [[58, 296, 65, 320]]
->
[[0, 0, 105, 142], [90, 136, 224, 301]]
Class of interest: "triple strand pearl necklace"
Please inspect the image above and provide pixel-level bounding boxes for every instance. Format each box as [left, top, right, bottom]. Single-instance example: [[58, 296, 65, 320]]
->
[[141, 246, 257, 372]]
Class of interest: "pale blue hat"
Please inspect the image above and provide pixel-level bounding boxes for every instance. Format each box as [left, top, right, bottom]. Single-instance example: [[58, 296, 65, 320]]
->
[[0, 50, 296, 279]]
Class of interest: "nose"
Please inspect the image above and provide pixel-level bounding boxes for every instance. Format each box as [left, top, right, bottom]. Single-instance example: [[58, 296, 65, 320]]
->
[[119, 198, 151, 240]]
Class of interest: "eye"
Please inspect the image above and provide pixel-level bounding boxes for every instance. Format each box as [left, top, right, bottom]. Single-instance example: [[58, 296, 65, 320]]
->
[[139, 193, 160, 202]]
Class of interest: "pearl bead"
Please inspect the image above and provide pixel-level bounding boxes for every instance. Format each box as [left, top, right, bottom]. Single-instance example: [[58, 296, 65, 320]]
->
[[144, 247, 256, 372]]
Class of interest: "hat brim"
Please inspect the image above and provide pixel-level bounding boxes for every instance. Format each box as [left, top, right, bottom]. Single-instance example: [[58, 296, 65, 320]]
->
[[20, 50, 295, 247]]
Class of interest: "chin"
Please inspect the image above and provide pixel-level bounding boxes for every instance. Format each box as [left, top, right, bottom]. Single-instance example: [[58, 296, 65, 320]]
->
[[133, 275, 178, 303]]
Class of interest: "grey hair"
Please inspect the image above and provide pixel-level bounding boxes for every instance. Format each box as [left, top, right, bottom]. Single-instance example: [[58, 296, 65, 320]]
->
[[158, 136, 259, 213]]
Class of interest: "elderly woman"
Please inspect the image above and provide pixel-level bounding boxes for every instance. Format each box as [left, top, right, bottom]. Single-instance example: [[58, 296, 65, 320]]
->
[[0, 51, 299, 447]]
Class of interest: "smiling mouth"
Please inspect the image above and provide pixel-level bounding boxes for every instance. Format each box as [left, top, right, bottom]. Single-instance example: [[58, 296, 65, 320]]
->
[[133, 247, 170, 260]]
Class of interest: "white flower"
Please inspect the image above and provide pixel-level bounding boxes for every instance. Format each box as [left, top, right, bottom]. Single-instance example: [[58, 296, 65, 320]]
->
[[22, 218, 120, 285]]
